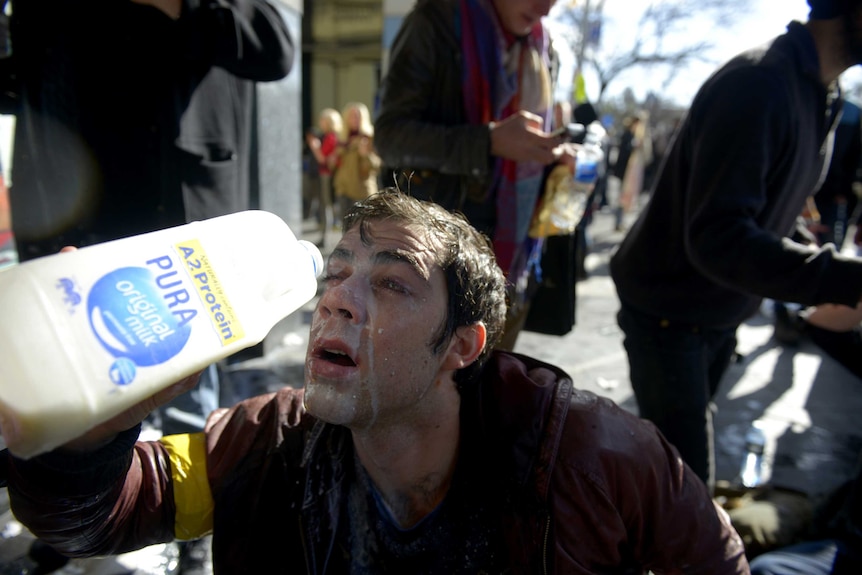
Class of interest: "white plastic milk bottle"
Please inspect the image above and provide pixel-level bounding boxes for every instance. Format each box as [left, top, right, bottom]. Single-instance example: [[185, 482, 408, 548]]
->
[[0, 210, 324, 459]]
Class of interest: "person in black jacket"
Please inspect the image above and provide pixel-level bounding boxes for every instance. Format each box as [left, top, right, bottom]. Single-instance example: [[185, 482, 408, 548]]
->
[[609, 0, 862, 493], [1, 1, 293, 571], [5, 0, 293, 262]]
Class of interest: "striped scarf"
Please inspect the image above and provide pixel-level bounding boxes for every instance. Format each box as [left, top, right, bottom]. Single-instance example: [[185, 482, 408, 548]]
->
[[460, 0, 552, 286]]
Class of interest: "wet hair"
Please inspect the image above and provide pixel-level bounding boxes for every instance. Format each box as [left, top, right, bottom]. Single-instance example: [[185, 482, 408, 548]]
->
[[342, 188, 508, 386]]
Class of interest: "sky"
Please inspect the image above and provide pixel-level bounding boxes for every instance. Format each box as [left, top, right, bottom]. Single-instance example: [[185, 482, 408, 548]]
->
[[551, 0, 862, 106]]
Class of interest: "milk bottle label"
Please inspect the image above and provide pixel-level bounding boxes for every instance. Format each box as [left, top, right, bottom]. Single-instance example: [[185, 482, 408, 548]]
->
[[69, 238, 243, 386]]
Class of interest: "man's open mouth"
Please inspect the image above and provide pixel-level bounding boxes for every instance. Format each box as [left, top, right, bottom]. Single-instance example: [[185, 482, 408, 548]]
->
[[318, 348, 357, 367]]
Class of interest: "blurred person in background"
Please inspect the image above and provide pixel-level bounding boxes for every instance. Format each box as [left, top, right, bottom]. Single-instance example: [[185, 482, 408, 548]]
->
[[374, 0, 576, 350], [306, 107, 342, 234], [333, 101, 380, 222], [571, 100, 608, 281], [609, 113, 650, 232]]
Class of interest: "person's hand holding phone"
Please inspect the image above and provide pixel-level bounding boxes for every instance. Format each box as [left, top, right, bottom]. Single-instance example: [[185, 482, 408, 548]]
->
[[490, 111, 564, 165]]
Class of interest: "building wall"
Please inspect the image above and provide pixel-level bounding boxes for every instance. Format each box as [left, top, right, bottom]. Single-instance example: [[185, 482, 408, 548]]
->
[[256, 0, 308, 353], [310, 60, 379, 118], [305, 0, 384, 124]]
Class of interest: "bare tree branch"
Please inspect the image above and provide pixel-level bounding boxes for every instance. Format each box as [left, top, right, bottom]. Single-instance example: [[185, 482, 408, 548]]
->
[[549, 0, 748, 102]]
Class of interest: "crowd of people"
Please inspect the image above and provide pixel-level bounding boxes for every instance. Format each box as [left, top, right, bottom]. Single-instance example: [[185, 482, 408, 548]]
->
[[2, 0, 862, 573], [305, 102, 381, 243]]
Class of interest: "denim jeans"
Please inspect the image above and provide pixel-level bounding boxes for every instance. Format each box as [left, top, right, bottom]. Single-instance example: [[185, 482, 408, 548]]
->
[[749, 539, 862, 575], [617, 301, 737, 490]]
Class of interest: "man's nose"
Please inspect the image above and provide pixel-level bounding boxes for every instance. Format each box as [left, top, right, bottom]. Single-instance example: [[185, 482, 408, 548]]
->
[[319, 279, 366, 323]]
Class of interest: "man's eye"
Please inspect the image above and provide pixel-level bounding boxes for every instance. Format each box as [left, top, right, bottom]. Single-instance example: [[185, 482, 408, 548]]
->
[[321, 273, 343, 284], [378, 278, 407, 293]]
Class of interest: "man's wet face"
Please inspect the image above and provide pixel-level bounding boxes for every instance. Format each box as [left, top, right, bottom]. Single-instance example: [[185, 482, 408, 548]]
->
[[303, 220, 452, 430]]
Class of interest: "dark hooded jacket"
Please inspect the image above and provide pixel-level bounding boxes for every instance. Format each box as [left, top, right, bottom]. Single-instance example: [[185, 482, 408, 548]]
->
[[610, 22, 862, 329], [6, 352, 748, 574]]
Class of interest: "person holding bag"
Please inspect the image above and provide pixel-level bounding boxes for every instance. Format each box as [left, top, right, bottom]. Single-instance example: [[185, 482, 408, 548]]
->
[[375, 0, 576, 350]]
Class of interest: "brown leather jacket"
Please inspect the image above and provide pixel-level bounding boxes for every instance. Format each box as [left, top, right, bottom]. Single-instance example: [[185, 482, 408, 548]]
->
[[6, 351, 749, 574]]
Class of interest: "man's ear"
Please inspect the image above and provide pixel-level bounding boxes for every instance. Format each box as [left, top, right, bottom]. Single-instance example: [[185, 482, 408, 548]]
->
[[441, 323, 487, 371]]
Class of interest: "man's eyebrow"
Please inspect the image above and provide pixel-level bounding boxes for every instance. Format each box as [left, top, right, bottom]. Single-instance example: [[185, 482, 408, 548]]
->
[[328, 246, 354, 264], [373, 249, 430, 281]]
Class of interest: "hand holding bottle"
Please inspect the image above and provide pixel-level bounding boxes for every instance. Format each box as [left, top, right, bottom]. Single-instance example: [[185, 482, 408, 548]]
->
[[61, 371, 203, 453]]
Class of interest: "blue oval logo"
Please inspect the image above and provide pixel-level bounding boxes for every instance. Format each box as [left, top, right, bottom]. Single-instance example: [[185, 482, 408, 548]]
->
[[109, 358, 137, 385], [88, 267, 192, 367]]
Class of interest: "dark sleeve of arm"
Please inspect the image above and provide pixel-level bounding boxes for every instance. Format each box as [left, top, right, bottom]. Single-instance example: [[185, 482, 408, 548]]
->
[[593, 418, 750, 574], [552, 401, 748, 573], [631, 426, 750, 574], [682, 69, 862, 307], [179, 0, 294, 81], [374, 8, 492, 178], [5, 425, 177, 557]]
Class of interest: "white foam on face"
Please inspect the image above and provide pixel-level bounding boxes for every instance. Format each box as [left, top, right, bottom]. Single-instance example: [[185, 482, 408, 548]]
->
[[364, 319, 380, 425]]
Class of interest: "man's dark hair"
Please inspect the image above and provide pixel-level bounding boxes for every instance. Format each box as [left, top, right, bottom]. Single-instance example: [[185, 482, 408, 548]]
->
[[342, 188, 507, 386]]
